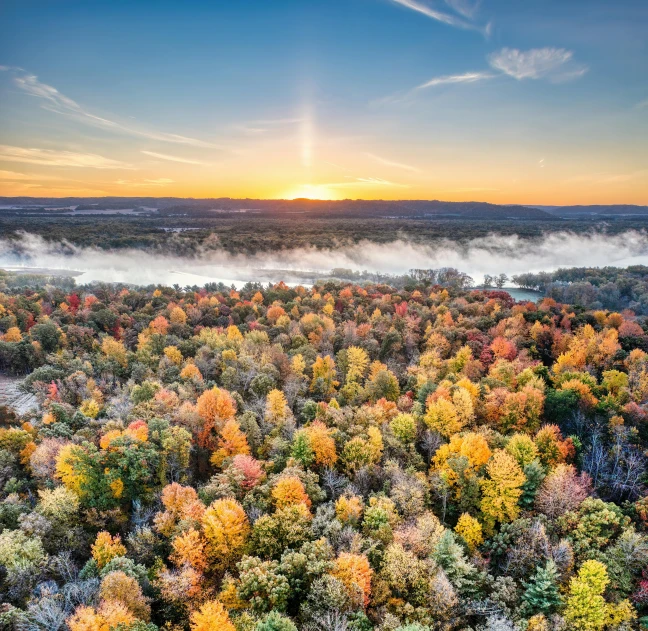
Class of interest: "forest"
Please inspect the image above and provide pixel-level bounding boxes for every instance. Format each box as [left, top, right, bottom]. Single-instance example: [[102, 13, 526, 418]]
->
[[512, 267, 648, 315], [0, 275, 647, 631]]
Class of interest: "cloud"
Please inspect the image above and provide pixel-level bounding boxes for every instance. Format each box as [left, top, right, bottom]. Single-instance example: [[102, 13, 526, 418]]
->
[[416, 70, 494, 90], [140, 150, 208, 165], [443, 0, 480, 18], [389, 0, 488, 33], [366, 153, 420, 173], [115, 178, 174, 187], [636, 98, 648, 110], [234, 117, 302, 135], [333, 177, 409, 188], [0, 145, 134, 169], [0, 170, 62, 181], [376, 71, 494, 104], [1, 67, 220, 148], [488, 47, 588, 82]]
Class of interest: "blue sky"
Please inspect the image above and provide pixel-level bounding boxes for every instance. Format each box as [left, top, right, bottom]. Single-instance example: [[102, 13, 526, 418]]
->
[[0, 0, 646, 203]]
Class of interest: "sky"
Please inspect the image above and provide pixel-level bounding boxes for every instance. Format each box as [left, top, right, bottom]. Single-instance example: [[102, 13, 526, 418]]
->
[[0, 0, 646, 204]]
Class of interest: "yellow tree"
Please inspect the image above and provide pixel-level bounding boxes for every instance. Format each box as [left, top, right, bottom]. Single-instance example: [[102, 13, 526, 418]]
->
[[480, 449, 525, 531], [265, 389, 290, 425], [424, 397, 462, 438], [202, 498, 250, 568], [99, 570, 150, 620], [272, 476, 311, 510], [310, 355, 339, 396], [304, 421, 337, 466], [346, 346, 369, 383], [55, 444, 88, 497], [190, 600, 236, 631], [454, 513, 483, 552], [210, 419, 250, 467], [564, 560, 610, 630], [91, 531, 127, 569]]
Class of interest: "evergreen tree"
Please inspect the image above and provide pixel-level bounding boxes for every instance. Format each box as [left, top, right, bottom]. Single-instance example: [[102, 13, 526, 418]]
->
[[522, 560, 562, 615]]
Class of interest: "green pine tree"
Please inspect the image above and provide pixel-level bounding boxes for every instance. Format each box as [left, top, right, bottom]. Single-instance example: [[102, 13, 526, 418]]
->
[[522, 560, 562, 615], [520, 459, 545, 509]]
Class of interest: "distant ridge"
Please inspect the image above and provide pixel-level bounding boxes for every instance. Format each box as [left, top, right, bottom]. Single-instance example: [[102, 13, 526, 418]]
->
[[0, 196, 557, 220], [3, 197, 647, 218], [526, 204, 648, 216]]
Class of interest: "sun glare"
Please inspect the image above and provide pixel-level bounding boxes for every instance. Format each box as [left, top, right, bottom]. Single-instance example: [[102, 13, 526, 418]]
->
[[282, 184, 340, 200]]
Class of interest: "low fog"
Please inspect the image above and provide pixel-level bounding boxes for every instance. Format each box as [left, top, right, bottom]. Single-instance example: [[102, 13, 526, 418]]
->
[[1, 230, 648, 287]]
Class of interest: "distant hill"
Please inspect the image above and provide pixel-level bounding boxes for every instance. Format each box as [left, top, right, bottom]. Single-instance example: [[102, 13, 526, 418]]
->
[[0, 197, 557, 220], [527, 204, 648, 216]]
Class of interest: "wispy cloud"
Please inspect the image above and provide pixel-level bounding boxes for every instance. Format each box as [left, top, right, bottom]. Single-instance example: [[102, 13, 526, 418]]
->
[[377, 71, 494, 104], [115, 178, 174, 187], [366, 153, 420, 173], [444, 0, 480, 19], [234, 117, 302, 135], [1, 67, 220, 148], [0, 170, 62, 181], [322, 177, 409, 189], [0, 145, 134, 169], [636, 98, 648, 110], [417, 71, 494, 90], [140, 150, 208, 165], [389, 0, 490, 34], [488, 47, 588, 82], [378, 46, 586, 104]]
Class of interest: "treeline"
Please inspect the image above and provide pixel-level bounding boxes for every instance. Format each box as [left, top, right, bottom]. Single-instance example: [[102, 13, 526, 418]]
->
[[0, 279, 646, 630], [513, 266, 648, 314]]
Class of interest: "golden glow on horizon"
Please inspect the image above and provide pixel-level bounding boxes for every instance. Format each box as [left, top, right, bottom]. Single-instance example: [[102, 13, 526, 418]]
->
[[281, 184, 340, 200]]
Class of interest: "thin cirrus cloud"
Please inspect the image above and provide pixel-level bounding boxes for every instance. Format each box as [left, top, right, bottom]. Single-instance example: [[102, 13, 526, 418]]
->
[[140, 150, 208, 165], [1, 66, 219, 149], [234, 117, 303, 135], [366, 153, 421, 173], [389, 0, 491, 35], [377, 71, 494, 104], [488, 48, 588, 82], [0, 145, 134, 169], [115, 178, 175, 187], [0, 169, 62, 181], [378, 47, 586, 104]]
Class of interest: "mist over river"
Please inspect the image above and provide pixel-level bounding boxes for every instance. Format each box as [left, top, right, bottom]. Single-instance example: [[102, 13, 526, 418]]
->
[[2, 230, 648, 289]]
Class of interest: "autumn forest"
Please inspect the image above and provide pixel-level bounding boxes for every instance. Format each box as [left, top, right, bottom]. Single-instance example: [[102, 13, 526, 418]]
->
[[0, 273, 646, 631]]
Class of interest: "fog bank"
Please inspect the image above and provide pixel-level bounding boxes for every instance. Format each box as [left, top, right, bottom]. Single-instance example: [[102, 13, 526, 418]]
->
[[1, 230, 647, 287]]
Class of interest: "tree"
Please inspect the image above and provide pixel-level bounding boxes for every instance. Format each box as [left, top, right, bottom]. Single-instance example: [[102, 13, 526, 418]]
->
[[210, 419, 250, 467], [202, 497, 250, 568], [303, 421, 337, 467], [99, 570, 151, 620], [331, 553, 373, 607], [237, 555, 291, 613], [196, 387, 237, 449], [255, 611, 298, 631], [480, 450, 525, 531], [272, 476, 312, 510], [310, 356, 339, 397], [535, 464, 591, 518], [564, 560, 610, 630], [91, 531, 127, 569], [424, 397, 462, 438], [455, 513, 483, 552], [190, 600, 235, 631], [266, 389, 290, 425], [522, 560, 562, 616]]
